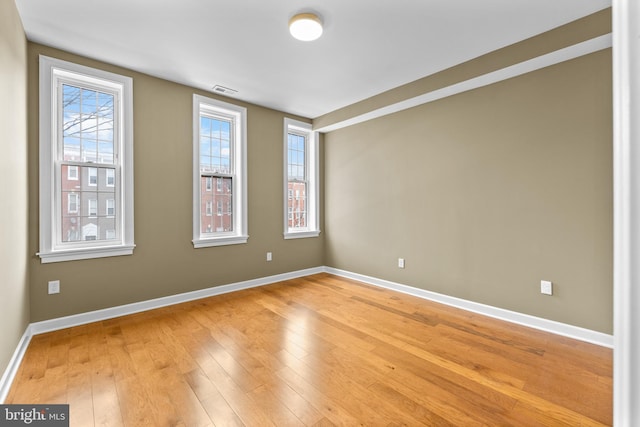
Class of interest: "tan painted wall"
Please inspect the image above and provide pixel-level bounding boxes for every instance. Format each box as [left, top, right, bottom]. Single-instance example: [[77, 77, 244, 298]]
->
[[27, 44, 324, 322], [323, 49, 613, 333], [0, 0, 30, 377]]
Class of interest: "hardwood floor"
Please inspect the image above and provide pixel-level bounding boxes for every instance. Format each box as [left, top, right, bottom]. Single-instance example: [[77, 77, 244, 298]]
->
[[6, 273, 612, 426]]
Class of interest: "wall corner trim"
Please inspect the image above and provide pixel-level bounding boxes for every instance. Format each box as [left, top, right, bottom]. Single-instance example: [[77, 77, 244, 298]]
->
[[325, 267, 614, 349]]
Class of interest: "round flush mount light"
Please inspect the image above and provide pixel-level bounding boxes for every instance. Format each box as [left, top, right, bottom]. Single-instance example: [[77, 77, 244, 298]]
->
[[289, 13, 323, 41]]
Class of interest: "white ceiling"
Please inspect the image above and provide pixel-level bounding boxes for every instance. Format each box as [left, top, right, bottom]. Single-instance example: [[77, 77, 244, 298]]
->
[[15, 0, 610, 119]]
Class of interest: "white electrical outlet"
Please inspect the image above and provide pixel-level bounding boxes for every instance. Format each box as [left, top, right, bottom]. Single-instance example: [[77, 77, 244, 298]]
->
[[540, 280, 553, 296], [398, 258, 405, 269], [48, 280, 60, 294], [266, 252, 272, 261]]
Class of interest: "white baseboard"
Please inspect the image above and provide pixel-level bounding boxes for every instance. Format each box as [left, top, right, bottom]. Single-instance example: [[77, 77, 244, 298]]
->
[[1, 266, 323, 402], [325, 267, 614, 348], [29, 266, 325, 335], [0, 328, 32, 403], [2, 264, 613, 402]]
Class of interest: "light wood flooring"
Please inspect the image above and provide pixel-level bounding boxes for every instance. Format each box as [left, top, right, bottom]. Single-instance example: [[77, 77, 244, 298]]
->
[[6, 273, 612, 426]]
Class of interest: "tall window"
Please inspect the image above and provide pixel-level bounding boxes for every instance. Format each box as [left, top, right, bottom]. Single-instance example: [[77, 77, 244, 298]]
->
[[284, 118, 320, 238], [38, 56, 134, 263], [193, 95, 247, 247]]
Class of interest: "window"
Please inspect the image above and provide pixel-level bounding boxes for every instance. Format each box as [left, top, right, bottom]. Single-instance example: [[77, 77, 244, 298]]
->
[[88, 199, 97, 217], [284, 118, 319, 238], [68, 165, 78, 180], [106, 168, 115, 187], [205, 201, 212, 216], [193, 95, 247, 247], [68, 193, 78, 213], [88, 167, 97, 186], [38, 56, 134, 263], [106, 199, 115, 216]]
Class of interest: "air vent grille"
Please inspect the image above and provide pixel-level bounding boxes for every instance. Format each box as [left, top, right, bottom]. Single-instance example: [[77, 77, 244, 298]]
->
[[212, 85, 238, 95]]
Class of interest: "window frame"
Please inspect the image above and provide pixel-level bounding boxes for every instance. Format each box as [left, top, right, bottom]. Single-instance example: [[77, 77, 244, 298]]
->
[[283, 118, 320, 239], [38, 55, 135, 263], [192, 94, 248, 248]]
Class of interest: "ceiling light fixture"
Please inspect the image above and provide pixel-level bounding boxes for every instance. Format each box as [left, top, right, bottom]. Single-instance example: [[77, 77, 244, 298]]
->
[[289, 13, 323, 41]]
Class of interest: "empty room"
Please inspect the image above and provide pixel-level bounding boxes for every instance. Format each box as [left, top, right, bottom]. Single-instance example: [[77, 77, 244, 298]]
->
[[2, 0, 639, 425]]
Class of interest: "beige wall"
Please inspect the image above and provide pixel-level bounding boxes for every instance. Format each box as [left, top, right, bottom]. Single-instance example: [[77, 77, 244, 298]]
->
[[0, 0, 30, 377], [323, 47, 613, 333], [27, 44, 324, 322]]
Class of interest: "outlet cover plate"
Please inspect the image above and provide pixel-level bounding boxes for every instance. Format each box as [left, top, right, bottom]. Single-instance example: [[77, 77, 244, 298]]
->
[[540, 280, 553, 295], [48, 280, 60, 294]]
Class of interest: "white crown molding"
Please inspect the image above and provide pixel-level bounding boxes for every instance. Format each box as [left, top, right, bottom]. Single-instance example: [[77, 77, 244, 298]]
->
[[325, 267, 614, 348], [315, 34, 612, 133]]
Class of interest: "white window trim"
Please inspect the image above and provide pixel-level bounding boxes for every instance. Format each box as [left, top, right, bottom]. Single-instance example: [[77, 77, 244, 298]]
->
[[283, 118, 320, 239], [192, 94, 248, 248], [38, 55, 135, 263]]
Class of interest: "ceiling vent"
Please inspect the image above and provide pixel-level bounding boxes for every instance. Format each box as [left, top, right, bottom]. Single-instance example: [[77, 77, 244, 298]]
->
[[212, 85, 238, 96]]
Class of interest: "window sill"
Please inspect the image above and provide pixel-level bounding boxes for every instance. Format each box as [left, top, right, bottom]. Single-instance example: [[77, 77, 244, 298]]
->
[[193, 235, 249, 248], [38, 244, 136, 263], [284, 230, 321, 240]]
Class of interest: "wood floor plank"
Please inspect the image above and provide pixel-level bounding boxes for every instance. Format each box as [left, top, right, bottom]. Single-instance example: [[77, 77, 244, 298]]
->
[[6, 273, 612, 425]]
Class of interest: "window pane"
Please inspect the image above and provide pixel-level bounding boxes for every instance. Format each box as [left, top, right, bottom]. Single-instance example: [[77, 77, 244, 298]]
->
[[200, 116, 233, 175], [62, 85, 115, 165], [106, 168, 115, 186], [80, 217, 98, 241], [63, 136, 81, 161], [81, 115, 97, 140], [97, 92, 113, 116], [62, 85, 81, 113], [60, 166, 117, 243], [288, 181, 307, 229], [81, 90, 97, 113], [288, 133, 306, 181], [201, 176, 232, 233], [82, 140, 97, 163]]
